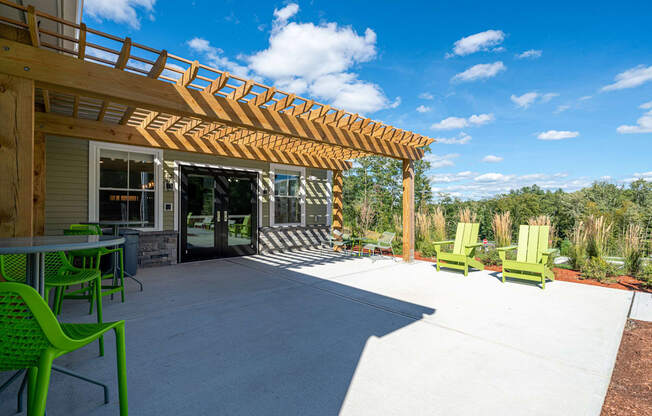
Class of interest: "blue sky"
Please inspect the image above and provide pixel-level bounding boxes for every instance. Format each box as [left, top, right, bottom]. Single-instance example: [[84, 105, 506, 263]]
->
[[84, 0, 652, 199]]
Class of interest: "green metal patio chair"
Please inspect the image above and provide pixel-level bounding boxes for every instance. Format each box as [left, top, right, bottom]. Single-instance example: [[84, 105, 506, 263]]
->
[[65, 224, 125, 306], [433, 223, 483, 276], [0, 282, 128, 416], [322, 229, 351, 254], [362, 232, 396, 259], [497, 225, 556, 290]]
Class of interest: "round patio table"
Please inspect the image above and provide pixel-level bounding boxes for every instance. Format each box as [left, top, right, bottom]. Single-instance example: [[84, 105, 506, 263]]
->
[[0, 235, 124, 411], [0, 235, 125, 297]]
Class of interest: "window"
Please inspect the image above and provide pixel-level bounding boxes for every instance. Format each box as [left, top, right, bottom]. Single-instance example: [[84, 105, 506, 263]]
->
[[270, 165, 305, 226], [90, 142, 162, 229]]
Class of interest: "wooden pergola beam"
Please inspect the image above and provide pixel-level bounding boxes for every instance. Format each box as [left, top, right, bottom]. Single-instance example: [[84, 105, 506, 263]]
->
[[35, 112, 352, 171], [0, 38, 423, 159]]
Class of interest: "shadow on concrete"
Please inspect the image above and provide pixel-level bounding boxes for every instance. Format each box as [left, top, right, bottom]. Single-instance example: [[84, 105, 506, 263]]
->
[[0, 249, 435, 416]]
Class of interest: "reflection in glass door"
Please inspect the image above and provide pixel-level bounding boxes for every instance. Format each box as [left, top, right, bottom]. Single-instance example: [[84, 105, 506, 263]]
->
[[180, 166, 257, 262]]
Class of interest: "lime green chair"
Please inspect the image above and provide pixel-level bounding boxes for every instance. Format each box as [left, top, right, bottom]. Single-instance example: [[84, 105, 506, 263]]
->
[[498, 225, 556, 289], [0, 282, 128, 416], [1, 252, 106, 355], [65, 224, 125, 305], [433, 223, 483, 276]]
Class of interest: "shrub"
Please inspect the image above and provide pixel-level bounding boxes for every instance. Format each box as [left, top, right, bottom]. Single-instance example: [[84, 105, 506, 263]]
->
[[415, 205, 432, 243], [492, 211, 512, 248], [638, 262, 652, 288], [581, 257, 618, 282], [433, 206, 446, 242], [418, 241, 436, 258], [569, 220, 588, 270], [560, 239, 572, 256], [622, 223, 643, 276], [477, 248, 501, 266], [459, 208, 477, 224], [585, 214, 612, 258]]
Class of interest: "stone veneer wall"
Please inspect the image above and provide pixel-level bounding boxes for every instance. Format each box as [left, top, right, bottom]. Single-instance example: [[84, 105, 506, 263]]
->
[[258, 225, 330, 253], [135, 230, 178, 267]]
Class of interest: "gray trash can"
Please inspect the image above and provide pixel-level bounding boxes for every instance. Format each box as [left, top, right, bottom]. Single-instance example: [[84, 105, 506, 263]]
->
[[119, 229, 139, 276]]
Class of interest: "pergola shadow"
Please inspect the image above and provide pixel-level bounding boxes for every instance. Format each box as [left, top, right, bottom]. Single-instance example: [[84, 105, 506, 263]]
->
[[0, 251, 435, 416]]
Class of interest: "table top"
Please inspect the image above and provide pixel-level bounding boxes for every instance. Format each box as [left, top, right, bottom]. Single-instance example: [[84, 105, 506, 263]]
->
[[83, 221, 147, 226], [0, 235, 125, 254]]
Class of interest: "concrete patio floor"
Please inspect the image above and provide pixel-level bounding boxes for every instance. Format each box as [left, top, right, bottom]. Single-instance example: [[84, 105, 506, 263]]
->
[[0, 249, 633, 415]]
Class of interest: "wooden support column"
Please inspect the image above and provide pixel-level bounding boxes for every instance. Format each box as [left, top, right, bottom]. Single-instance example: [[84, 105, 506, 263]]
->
[[33, 131, 45, 235], [0, 75, 34, 237], [402, 159, 414, 262], [332, 170, 343, 233]]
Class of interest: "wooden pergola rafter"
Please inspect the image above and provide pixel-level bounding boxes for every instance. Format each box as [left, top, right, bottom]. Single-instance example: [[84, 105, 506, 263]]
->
[[0, 0, 424, 261]]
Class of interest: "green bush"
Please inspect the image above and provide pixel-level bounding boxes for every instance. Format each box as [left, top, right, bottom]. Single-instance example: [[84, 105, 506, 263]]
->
[[569, 244, 587, 270], [477, 249, 501, 266], [638, 262, 652, 288], [560, 239, 572, 256], [580, 257, 618, 282], [418, 241, 436, 258]]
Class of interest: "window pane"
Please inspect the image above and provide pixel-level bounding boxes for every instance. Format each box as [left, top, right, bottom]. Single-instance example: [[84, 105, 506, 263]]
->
[[288, 175, 299, 197], [99, 190, 129, 221], [275, 196, 300, 224], [128, 191, 155, 227], [129, 153, 155, 190], [99, 150, 128, 188], [274, 174, 288, 196]]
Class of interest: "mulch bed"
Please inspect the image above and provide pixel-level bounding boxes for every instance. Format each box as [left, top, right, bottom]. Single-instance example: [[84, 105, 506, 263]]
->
[[601, 319, 652, 416]]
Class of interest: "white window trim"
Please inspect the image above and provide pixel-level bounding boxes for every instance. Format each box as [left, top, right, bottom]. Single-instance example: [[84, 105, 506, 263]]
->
[[269, 163, 306, 227], [326, 170, 333, 226], [88, 141, 164, 231], [172, 161, 263, 232]]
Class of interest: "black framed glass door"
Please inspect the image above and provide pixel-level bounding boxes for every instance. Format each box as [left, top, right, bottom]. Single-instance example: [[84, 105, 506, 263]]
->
[[180, 166, 258, 262]]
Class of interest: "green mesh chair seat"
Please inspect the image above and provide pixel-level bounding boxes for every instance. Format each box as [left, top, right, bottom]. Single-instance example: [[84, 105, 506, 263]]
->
[[433, 223, 484, 276], [497, 225, 557, 289], [0, 282, 128, 415], [0, 254, 27, 283]]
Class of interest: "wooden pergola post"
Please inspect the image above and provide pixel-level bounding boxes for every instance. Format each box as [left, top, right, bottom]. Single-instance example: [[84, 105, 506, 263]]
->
[[332, 170, 343, 234], [402, 159, 415, 262], [0, 74, 34, 237], [33, 131, 46, 236]]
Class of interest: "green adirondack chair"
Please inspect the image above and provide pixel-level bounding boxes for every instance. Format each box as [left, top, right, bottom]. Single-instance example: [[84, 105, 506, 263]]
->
[[433, 223, 483, 276], [497, 225, 556, 289]]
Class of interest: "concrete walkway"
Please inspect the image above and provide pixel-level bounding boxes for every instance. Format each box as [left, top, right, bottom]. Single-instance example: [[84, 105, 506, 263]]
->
[[630, 291, 652, 321], [0, 249, 632, 415]]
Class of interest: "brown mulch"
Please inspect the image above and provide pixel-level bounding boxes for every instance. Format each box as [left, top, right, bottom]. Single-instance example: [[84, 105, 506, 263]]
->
[[601, 319, 652, 415]]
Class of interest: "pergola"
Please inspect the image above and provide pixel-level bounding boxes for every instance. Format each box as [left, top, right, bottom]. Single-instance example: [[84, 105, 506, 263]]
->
[[0, 1, 433, 261]]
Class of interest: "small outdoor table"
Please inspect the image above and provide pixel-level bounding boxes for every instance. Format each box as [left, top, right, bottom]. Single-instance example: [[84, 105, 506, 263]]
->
[[82, 221, 145, 291], [349, 237, 373, 257], [0, 235, 125, 412]]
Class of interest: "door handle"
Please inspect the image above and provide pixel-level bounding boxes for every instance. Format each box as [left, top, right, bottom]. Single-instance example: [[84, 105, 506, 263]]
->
[[216, 211, 220, 222], [223, 211, 228, 222]]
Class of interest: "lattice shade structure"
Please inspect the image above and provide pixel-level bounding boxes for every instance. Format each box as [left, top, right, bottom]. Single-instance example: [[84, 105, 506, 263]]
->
[[0, 0, 431, 261]]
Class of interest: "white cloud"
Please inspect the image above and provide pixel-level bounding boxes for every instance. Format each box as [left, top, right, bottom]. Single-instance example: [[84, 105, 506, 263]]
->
[[516, 49, 542, 59], [85, 0, 155, 30], [245, 8, 392, 113], [419, 92, 434, 100], [474, 172, 513, 182], [273, 3, 299, 24], [448, 30, 505, 57], [434, 132, 472, 144], [639, 101, 652, 109], [511, 91, 558, 108], [617, 109, 652, 134], [579, 95, 592, 101], [537, 130, 580, 140], [424, 153, 460, 169], [482, 155, 503, 163], [452, 61, 506, 82], [416, 105, 431, 113], [511, 92, 538, 108], [541, 92, 559, 102], [430, 171, 474, 183], [601, 65, 652, 91], [554, 105, 571, 114], [431, 113, 494, 130], [186, 37, 252, 78]]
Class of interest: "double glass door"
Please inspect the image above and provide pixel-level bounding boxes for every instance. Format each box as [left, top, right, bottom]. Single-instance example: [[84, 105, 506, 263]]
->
[[180, 166, 258, 262]]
